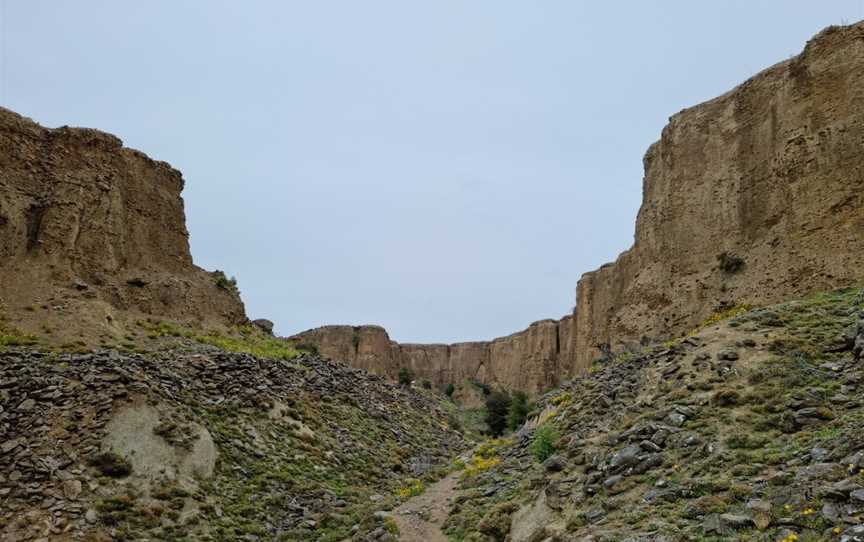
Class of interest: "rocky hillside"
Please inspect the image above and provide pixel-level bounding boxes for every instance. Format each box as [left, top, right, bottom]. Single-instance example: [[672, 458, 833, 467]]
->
[[0, 108, 247, 346], [443, 286, 864, 541], [291, 21, 864, 396], [0, 339, 465, 541]]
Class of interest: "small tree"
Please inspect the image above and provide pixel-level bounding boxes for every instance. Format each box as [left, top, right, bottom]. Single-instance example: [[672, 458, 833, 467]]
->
[[530, 425, 559, 462], [398, 367, 414, 386], [507, 391, 530, 431], [485, 391, 511, 437], [444, 383, 455, 398]]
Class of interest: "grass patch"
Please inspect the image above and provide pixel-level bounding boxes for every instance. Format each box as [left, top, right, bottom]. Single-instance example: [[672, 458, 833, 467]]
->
[[138, 320, 300, 361]]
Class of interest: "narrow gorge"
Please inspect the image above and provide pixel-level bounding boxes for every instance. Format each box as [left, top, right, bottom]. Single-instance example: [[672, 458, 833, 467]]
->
[[292, 22, 864, 396]]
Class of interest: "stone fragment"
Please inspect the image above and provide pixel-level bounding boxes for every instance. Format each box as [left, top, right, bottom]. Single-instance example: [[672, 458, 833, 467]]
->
[[609, 445, 641, 471], [720, 513, 753, 530], [63, 479, 82, 500], [717, 349, 739, 361]]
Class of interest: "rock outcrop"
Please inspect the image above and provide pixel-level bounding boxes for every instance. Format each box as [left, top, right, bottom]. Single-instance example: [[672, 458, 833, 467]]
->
[[0, 108, 246, 341], [294, 22, 864, 395], [572, 22, 864, 368], [291, 316, 573, 396]]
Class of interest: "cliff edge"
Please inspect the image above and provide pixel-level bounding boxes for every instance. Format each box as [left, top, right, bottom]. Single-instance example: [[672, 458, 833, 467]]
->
[[0, 108, 247, 343], [572, 22, 864, 368]]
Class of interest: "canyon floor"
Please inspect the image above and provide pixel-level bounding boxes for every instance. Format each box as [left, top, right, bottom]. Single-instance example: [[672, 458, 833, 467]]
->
[[2, 285, 864, 541], [387, 471, 460, 542]]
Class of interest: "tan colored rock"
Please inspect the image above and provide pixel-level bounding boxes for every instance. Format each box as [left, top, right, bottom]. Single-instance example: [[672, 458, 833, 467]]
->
[[572, 22, 864, 369], [0, 108, 246, 342], [401, 343, 451, 384], [62, 479, 82, 500], [291, 318, 571, 397]]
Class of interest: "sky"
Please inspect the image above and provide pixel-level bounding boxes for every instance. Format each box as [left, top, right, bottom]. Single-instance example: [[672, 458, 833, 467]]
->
[[2, 1, 861, 342]]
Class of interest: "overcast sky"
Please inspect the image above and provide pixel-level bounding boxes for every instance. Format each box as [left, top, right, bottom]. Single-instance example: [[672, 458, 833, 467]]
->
[[2, 2, 861, 342]]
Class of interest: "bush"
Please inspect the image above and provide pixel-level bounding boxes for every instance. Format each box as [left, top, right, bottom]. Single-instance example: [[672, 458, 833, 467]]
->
[[398, 367, 414, 386], [444, 383, 455, 397], [295, 342, 319, 355], [530, 425, 559, 462], [396, 479, 424, 498], [88, 452, 132, 478], [213, 270, 239, 293], [447, 412, 463, 432], [507, 391, 530, 431], [485, 391, 511, 437]]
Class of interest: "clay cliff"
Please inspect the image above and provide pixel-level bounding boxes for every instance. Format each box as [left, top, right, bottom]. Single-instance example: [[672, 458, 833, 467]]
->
[[292, 316, 573, 397], [0, 108, 247, 342], [572, 22, 864, 367], [293, 22, 864, 395]]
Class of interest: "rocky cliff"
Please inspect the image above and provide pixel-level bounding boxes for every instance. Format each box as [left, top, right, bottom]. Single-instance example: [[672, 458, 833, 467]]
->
[[292, 317, 573, 397], [0, 108, 247, 342], [572, 22, 864, 368], [293, 22, 864, 395]]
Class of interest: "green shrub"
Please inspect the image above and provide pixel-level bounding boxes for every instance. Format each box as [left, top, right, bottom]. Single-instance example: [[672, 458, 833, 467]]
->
[[88, 452, 133, 478], [507, 391, 530, 431], [295, 342, 319, 355], [485, 391, 511, 437], [398, 367, 414, 386], [213, 270, 239, 293], [444, 383, 455, 397], [530, 425, 559, 462]]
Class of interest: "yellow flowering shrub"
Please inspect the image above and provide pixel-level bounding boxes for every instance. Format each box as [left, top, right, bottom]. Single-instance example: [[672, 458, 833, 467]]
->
[[462, 454, 501, 477], [396, 479, 424, 499]]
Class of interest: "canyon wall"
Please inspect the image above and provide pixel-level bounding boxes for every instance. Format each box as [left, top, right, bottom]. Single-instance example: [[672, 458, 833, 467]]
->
[[291, 316, 572, 396], [572, 22, 864, 367], [293, 22, 864, 395], [0, 108, 247, 341]]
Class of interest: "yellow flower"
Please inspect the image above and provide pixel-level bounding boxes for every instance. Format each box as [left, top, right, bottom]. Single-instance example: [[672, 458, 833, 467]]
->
[[784, 504, 791, 511], [834, 527, 842, 535]]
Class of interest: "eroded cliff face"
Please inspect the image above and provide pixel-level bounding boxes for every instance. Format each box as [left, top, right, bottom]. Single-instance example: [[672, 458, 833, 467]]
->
[[293, 23, 864, 396], [291, 317, 572, 396], [0, 108, 247, 341], [573, 22, 864, 368]]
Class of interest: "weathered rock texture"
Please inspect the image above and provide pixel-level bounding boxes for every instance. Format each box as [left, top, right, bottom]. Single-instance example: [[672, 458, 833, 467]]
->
[[0, 108, 246, 340], [294, 23, 864, 395], [291, 316, 573, 396], [572, 22, 864, 368]]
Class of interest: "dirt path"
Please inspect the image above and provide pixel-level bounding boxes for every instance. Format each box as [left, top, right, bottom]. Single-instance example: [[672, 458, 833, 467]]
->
[[388, 472, 460, 542]]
